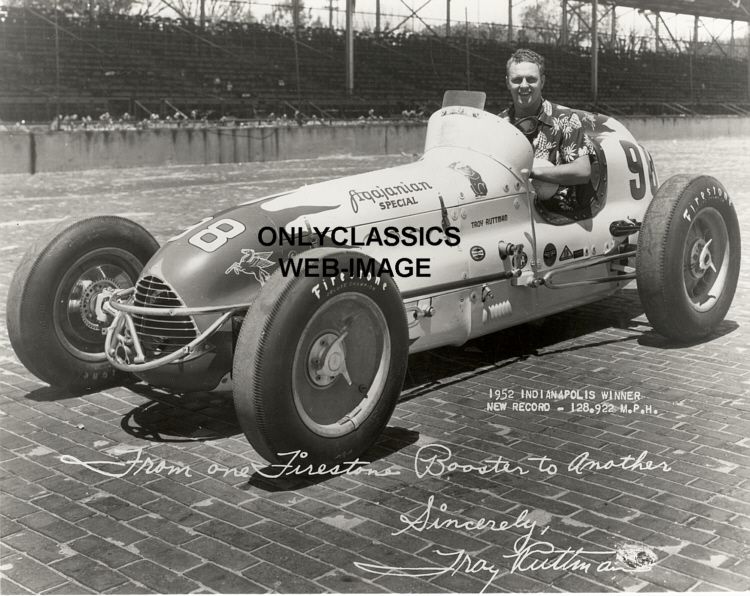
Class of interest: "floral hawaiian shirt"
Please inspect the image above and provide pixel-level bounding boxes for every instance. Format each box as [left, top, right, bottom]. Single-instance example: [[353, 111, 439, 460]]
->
[[499, 98, 594, 166], [500, 99, 595, 216]]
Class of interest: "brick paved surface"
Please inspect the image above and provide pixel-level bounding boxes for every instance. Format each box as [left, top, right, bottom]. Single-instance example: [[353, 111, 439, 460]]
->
[[0, 137, 749, 593]]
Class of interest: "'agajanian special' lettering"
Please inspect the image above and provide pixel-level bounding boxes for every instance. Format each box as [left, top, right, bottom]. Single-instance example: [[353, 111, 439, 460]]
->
[[348, 181, 433, 212]]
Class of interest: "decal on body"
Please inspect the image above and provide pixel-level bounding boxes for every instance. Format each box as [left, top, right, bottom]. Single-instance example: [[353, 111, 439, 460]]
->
[[449, 162, 488, 197], [559, 246, 585, 262], [471, 214, 508, 229], [543, 243, 557, 267], [619, 140, 658, 201], [225, 249, 275, 285], [470, 246, 486, 262], [439, 106, 484, 119], [188, 218, 246, 252], [348, 181, 433, 213]]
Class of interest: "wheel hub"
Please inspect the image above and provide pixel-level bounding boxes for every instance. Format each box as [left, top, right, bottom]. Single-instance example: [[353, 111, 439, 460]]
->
[[292, 293, 390, 437], [55, 250, 140, 362], [307, 332, 351, 387], [79, 278, 119, 330], [689, 238, 713, 278], [681, 207, 730, 314]]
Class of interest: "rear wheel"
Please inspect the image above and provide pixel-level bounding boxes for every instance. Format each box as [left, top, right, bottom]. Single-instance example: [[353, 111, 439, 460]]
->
[[7, 216, 159, 390], [233, 249, 409, 466], [636, 175, 740, 342]]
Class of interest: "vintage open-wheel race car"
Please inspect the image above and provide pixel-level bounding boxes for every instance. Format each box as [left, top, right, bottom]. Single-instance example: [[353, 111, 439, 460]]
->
[[7, 91, 741, 465]]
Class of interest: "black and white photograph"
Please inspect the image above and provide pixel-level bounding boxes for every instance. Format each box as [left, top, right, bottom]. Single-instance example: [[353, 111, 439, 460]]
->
[[1, 0, 749, 593]]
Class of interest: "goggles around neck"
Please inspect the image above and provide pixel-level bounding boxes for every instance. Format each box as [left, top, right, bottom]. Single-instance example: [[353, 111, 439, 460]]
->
[[512, 114, 541, 137]]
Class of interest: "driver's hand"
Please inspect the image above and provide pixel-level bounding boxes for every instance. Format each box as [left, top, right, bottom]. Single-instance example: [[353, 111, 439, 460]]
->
[[530, 158, 554, 179], [530, 159, 559, 200]]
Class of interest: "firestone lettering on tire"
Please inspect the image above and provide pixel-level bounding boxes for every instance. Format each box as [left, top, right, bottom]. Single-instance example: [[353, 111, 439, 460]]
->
[[311, 272, 388, 300], [683, 186, 731, 223]]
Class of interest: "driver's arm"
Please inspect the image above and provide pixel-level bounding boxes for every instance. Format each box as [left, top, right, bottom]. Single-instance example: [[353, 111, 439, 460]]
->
[[530, 154, 591, 186]]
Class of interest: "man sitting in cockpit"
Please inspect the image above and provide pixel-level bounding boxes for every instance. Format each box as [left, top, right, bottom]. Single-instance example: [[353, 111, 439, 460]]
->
[[499, 48, 593, 215]]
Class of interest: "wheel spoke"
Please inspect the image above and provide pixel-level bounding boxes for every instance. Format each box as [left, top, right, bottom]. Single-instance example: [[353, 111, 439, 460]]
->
[[701, 239, 717, 273], [94, 265, 109, 281], [340, 364, 352, 386]]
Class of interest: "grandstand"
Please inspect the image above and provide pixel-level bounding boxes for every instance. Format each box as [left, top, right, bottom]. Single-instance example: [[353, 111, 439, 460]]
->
[[0, 2, 748, 123]]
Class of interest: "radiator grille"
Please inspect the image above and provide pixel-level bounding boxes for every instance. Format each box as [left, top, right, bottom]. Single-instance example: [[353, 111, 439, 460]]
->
[[132, 276, 198, 357]]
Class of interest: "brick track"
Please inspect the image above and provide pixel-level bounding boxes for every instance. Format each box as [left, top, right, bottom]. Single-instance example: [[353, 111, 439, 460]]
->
[[1, 139, 749, 593]]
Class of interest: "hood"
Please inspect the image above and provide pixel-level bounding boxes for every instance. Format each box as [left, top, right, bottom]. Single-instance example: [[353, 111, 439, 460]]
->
[[137, 108, 535, 314], [138, 159, 453, 310]]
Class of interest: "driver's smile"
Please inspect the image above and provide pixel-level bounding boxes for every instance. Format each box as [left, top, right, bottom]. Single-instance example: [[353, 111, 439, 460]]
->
[[507, 61, 544, 116]]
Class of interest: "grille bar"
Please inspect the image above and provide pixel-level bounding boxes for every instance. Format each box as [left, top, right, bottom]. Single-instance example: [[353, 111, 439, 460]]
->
[[132, 276, 199, 358]]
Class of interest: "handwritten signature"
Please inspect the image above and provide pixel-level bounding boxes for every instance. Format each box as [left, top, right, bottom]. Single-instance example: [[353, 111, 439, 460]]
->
[[355, 537, 647, 593]]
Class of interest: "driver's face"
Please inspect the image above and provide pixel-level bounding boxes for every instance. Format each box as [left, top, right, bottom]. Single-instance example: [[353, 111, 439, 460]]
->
[[506, 61, 544, 112]]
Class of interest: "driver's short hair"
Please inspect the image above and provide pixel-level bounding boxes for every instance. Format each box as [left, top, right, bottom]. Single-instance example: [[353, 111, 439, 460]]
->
[[506, 48, 545, 78]]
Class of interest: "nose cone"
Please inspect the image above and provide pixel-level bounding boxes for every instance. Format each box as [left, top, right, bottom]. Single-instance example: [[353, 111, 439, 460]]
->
[[140, 198, 340, 311]]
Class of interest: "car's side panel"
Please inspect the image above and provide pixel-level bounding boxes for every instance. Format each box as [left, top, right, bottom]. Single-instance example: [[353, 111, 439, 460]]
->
[[128, 106, 663, 385], [527, 120, 656, 315]]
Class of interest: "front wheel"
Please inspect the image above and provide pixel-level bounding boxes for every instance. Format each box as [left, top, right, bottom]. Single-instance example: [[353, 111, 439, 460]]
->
[[636, 175, 740, 342], [7, 216, 159, 390], [233, 249, 409, 466]]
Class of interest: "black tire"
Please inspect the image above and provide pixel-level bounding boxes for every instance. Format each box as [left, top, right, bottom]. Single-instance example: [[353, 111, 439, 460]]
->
[[636, 175, 740, 342], [233, 249, 409, 466], [7, 216, 159, 390]]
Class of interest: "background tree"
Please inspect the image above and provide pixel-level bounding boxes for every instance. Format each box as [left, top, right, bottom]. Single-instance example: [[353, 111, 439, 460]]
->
[[7, 0, 254, 21], [5, 0, 140, 15], [158, 0, 254, 22], [432, 21, 511, 41], [519, 0, 593, 45], [519, 0, 562, 44], [262, 1, 308, 28]]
